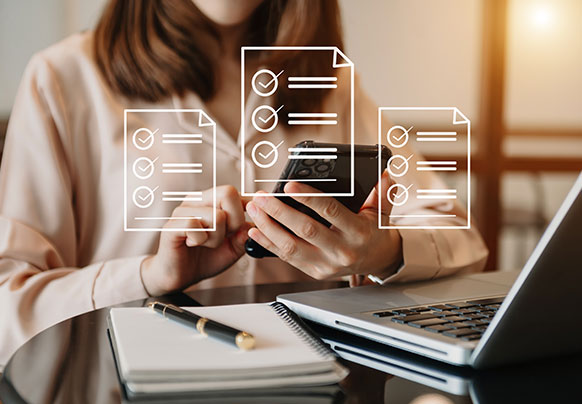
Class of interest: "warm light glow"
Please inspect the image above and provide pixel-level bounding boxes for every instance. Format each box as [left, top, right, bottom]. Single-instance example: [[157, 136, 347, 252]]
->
[[531, 4, 554, 29]]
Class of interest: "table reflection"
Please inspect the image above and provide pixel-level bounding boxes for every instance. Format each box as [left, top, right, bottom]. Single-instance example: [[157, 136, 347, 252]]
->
[[1, 282, 580, 404]]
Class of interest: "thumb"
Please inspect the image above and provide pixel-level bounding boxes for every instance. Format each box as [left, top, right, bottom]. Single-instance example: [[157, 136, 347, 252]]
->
[[204, 222, 252, 271], [361, 169, 394, 214]]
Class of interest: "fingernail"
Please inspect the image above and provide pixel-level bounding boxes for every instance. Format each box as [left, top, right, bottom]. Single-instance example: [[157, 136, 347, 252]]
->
[[247, 202, 257, 217], [284, 182, 298, 193]]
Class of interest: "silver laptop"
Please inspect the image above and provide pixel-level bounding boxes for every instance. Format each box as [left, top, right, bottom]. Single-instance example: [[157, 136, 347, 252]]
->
[[277, 172, 582, 368]]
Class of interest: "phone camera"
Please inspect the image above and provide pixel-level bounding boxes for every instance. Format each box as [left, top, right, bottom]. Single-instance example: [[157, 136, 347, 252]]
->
[[296, 168, 312, 177], [315, 163, 330, 173], [302, 159, 316, 166]]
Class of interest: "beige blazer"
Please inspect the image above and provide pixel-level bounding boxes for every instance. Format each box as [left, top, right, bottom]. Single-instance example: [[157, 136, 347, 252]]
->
[[0, 32, 488, 366]]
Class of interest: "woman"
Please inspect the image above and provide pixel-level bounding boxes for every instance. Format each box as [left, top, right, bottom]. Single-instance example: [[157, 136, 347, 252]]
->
[[0, 0, 487, 366]]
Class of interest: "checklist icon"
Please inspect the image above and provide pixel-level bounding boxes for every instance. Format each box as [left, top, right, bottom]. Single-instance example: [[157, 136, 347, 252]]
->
[[124, 109, 217, 232], [241, 46, 355, 197], [378, 107, 471, 230]]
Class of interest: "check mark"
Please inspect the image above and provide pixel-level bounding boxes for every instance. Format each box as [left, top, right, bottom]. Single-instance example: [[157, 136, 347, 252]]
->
[[392, 154, 414, 170], [392, 132, 407, 142], [137, 129, 158, 144], [137, 157, 158, 172], [391, 126, 413, 143], [133, 185, 159, 209], [137, 186, 158, 201], [258, 105, 284, 124], [258, 70, 284, 89], [394, 184, 413, 200], [258, 140, 284, 159]]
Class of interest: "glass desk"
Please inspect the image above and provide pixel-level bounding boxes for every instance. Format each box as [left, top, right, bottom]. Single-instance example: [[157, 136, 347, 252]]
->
[[1, 281, 579, 403]]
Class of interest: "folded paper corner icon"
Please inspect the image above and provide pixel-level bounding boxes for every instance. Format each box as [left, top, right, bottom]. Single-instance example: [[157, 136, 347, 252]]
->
[[333, 48, 353, 68], [198, 110, 216, 127]]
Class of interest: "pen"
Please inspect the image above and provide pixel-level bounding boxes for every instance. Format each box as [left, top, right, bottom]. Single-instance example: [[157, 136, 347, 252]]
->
[[147, 301, 255, 350]]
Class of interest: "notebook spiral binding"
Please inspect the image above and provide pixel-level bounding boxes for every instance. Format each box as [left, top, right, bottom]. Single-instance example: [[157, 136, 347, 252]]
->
[[270, 302, 337, 359]]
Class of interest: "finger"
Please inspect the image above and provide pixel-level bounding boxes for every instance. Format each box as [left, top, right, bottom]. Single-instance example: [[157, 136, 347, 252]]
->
[[171, 206, 216, 247], [240, 195, 252, 208], [160, 217, 208, 249], [283, 182, 357, 230], [199, 209, 226, 248], [216, 185, 246, 234], [380, 170, 396, 216], [203, 222, 252, 270], [361, 169, 393, 212], [252, 192, 339, 249], [246, 201, 313, 263], [182, 185, 246, 234]]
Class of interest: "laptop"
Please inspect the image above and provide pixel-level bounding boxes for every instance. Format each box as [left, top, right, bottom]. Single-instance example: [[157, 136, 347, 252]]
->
[[277, 172, 582, 368]]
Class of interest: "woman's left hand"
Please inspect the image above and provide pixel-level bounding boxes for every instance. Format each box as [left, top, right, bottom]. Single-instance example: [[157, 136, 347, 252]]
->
[[245, 170, 403, 280]]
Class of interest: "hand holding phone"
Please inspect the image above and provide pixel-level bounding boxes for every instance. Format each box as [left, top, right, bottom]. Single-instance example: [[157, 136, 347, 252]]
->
[[245, 141, 391, 258]]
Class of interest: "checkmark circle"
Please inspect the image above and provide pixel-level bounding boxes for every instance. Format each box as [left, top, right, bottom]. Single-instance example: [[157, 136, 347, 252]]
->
[[387, 183, 410, 207], [132, 157, 156, 180], [387, 155, 409, 178], [132, 128, 155, 151], [387, 125, 409, 149], [251, 69, 279, 97], [133, 185, 156, 209], [251, 105, 279, 133], [251, 140, 279, 168]]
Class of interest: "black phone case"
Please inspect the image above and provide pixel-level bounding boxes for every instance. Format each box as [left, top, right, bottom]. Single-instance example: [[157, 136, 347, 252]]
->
[[245, 141, 391, 258]]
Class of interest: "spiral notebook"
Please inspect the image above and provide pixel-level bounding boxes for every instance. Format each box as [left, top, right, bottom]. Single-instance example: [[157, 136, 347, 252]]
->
[[107, 303, 348, 396]]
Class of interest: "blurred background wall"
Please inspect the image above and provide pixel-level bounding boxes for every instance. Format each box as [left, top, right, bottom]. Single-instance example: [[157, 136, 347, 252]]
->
[[1, 0, 581, 270]]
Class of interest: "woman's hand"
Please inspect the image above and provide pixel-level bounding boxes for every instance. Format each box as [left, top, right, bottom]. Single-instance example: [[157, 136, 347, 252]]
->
[[140, 185, 250, 296], [245, 171, 403, 280]]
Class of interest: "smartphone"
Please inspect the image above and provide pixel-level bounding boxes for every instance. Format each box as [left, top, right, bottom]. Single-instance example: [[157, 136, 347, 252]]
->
[[245, 141, 392, 258]]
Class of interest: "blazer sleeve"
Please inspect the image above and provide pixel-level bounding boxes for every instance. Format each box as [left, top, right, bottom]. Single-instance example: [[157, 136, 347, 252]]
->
[[353, 76, 489, 282], [0, 54, 149, 366]]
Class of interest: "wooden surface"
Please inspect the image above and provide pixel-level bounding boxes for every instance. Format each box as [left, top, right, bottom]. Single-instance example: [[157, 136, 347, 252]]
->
[[476, 0, 508, 271]]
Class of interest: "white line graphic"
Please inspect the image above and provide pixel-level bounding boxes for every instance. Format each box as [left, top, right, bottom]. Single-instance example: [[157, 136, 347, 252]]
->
[[416, 161, 457, 171], [288, 84, 338, 89], [288, 77, 338, 81], [390, 214, 457, 218], [135, 216, 202, 220], [162, 191, 202, 195], [416, 131, 457, 142], [162, 169, 203, 173], [161, 192, 203, 202], [417, 189, 457, 200], [254, 178, 338, 183], [416, 132, 457, 136], [378, 106, 471, 230], [288, 113, 337, 118], [242, 46, 354, 198], [162, 163, 202, 167], [288, 120, 337, 125], [288, 155, 338, 160], [417, 189, 457, 193], [162, 140, 203, 144], [162, 134, 202, 138], [288, 147, 338, 153], [417, 195, 457, 199]]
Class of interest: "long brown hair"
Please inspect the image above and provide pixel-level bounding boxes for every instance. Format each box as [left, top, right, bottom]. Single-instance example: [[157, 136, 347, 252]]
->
[[94, 0, 343, 113]]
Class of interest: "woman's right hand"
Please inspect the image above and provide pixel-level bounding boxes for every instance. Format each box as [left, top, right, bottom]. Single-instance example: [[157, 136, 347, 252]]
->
[[140, 185, 250, 296]]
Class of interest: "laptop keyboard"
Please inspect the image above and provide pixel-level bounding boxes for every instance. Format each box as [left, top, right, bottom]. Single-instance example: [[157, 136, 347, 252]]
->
[[371, 296, 505, 342]]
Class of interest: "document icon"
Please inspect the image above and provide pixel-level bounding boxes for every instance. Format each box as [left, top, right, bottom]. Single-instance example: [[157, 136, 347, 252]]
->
[[378, 107, 471, 230], [241, 46, 354, 197], [124, 109, 216, 232]]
